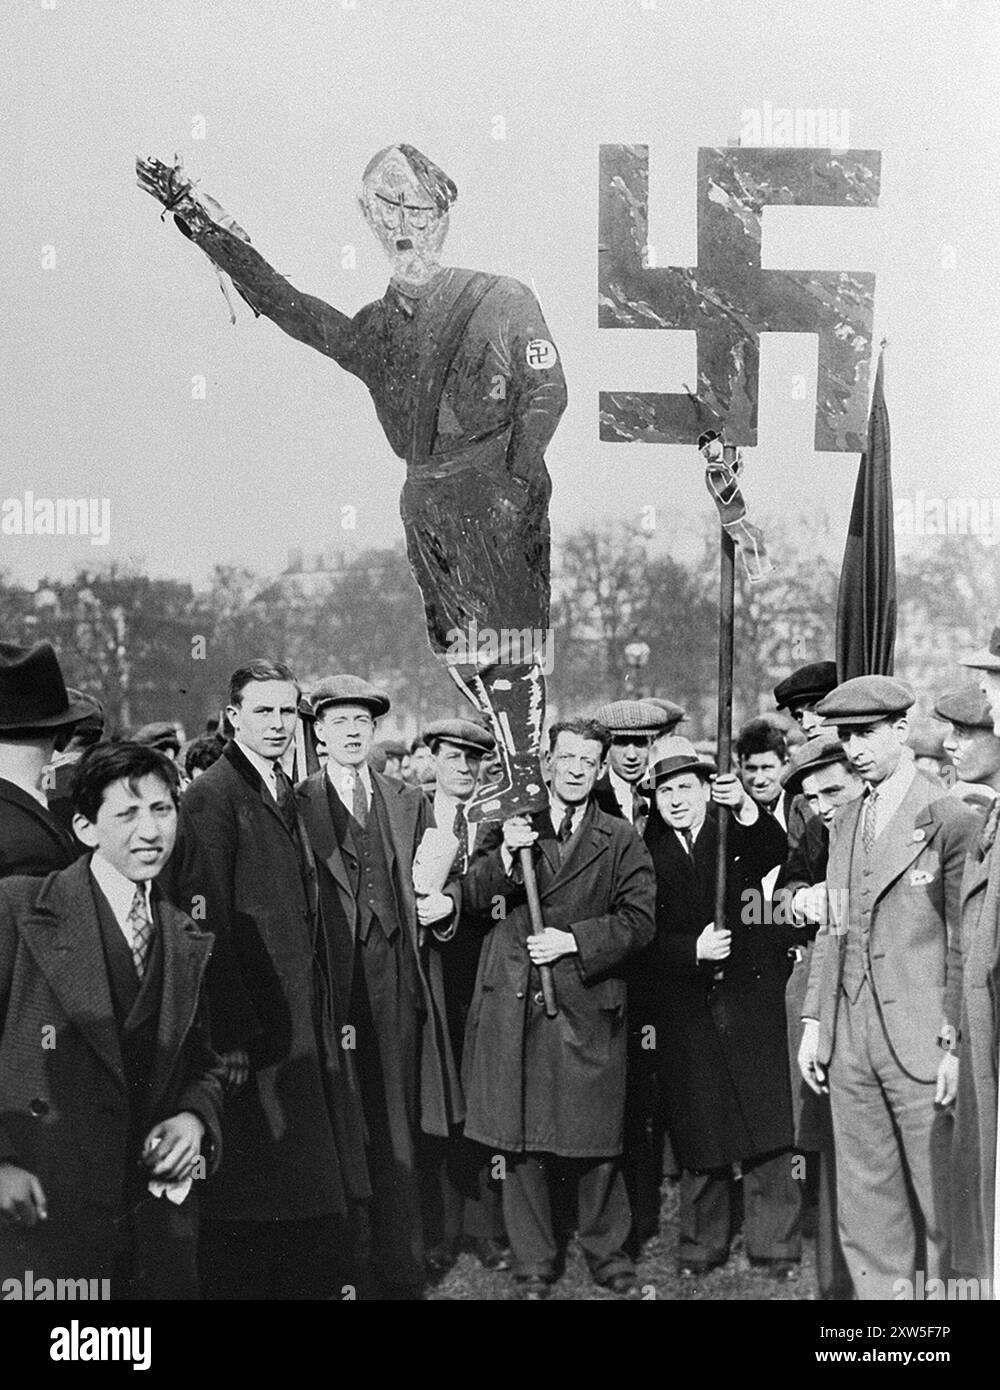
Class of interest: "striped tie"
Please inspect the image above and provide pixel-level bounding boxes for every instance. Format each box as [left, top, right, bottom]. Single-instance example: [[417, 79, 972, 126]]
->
[[128, 886, 154, 980]]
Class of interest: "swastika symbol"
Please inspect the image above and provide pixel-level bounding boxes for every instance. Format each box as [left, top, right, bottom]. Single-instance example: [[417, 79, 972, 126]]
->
[[598, 145, 880, 451], [525, 338, 558, 370]]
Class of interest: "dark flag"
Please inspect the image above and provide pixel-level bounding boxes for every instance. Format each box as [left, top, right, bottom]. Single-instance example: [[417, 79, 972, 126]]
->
[[835, 348, 895, 680]]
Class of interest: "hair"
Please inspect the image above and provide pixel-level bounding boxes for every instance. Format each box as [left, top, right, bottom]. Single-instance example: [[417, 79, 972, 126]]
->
[[409, 736, 427, 755], [361, 143, 458, 212], [735, 716, 788, 763], [71, 741, 181, 824], [184, 735, 224, 777], [547, 718, 612, 757], [228, 660, 299, 708]]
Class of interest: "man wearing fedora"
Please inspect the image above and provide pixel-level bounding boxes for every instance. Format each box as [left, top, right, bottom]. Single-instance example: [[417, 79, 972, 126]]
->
[[641, 736, 796, 1279], [773, 732, 863, 1301], [799, 675, 978, 1299], [0, 642, 92, 879], [418, 716, 509, 1275], [163, 659, 368, 1299], [296, 676, 460, 1298]]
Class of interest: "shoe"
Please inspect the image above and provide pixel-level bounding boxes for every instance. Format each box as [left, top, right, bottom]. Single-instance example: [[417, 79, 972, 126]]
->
[[424, 1243, 458, 1280], [677, 1258, 724, 1278], [596, 1270, 640, 1298], [513, 1276, 552, 1300], [471, 1237, 511, 1272], [751, 1258, 799, 1282]]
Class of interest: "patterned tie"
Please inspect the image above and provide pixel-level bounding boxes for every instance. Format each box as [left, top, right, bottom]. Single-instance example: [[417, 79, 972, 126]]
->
[[351, 772, 369, 829], [632, 789, 648, 839], [128, 886, 154, 980], [452, 802, 469, 876], [979, 798, 1000, 859], [861, 787, 879, 856]]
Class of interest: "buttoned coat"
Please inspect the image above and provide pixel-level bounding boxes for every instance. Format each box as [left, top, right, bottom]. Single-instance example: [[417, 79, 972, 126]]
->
[[0, 858, 223, 1293], [459, 802, 655, 1158], [162, 742, 368, 1221], [803, 775, 977, 1082]]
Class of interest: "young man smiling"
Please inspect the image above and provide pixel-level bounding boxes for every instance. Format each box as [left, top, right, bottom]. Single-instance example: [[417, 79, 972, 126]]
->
[[0, 742, 223, 1299]]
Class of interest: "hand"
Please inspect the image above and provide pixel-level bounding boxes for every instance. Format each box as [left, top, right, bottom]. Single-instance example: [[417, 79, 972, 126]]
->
[[526, 928, 577, 965], [219, 1048, 250, 1091], [417, 890, 453, 926], [502, 816, 538, 854], [798, 1020, 828, 1095], [696, 921, 731, 962], [143, 1112, 205, 1183], [792, 883, 828, 926], [709, 773, 746, 809], [935, 1052, 959, 1107], [0, 1164, 47, 1227]]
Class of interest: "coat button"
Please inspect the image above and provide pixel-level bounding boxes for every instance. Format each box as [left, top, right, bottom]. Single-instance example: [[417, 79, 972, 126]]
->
[[515, 991, 525, 999], [533, 990, 545, 1006], [29, 1097, 49, 1118]]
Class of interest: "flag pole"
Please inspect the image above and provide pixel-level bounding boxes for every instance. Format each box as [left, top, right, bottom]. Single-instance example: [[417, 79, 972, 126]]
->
[[714, 524, 735, 949]]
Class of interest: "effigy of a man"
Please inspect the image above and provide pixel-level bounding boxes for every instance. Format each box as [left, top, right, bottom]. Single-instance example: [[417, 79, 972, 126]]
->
[[137, 145, 566, 815]]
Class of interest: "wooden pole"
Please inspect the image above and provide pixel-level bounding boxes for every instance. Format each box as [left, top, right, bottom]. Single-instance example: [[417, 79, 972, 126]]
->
[[520, 846, 558, 1017], [714, 527, 736, 962]]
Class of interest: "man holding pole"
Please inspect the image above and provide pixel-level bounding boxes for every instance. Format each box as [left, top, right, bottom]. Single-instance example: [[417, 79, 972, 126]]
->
[[458, 718, 655, 1299]]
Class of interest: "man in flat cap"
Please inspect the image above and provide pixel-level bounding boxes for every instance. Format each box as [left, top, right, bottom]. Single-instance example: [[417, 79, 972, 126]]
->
[[163, 659, 368, 1299], [799, 675, 978, 1299], [296, 676, 460, 1298], [0, 642, 91, 879], [948, 646, 1000, 1283], [592, 699, 683, 833], [773, 660, 839, 735], [418, 717, 509, 1275], [773, 733, 863, 1301]]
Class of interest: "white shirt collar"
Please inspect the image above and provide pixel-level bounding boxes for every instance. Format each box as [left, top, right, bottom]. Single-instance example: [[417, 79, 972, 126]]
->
[[866, 750, 916, 835], [90, 852, 151, 935], [609, 768, 640, 821], [549, 794, 585, 837], [234, 738, 282, 799], [326, 759, 373, 806]]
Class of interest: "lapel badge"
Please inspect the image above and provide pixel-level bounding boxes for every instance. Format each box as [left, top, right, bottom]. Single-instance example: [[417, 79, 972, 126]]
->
[[909, 868, 934, 886], [912, 828, 926, 843]]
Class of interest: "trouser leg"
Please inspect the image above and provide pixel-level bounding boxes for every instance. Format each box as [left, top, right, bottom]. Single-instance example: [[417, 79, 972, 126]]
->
[[573, 1157, 634, 1281], [678, 1166, 732, 1267], [742, 1149, 802, 1262], [502, 1153, 558, 1280]]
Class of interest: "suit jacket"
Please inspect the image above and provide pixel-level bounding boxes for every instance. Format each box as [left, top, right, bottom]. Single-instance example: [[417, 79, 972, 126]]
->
[[162, 741, 368, 1220], [642, 805, 792, 1170], [296, 766, 462, 1138], [460, 801, 655, 1157], [803, 772, 978, 1081], [0, 779, 79, 879], [0, 857, 223, 1293]]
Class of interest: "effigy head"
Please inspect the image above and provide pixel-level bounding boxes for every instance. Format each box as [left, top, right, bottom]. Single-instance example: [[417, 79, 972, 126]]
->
[[359, 143, 457, 286]]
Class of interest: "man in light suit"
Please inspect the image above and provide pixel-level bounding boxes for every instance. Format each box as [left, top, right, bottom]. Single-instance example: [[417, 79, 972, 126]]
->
[[799, 676, 978, 1299], [0, 742, 223, 1299], [296, 675, 460, 1298]]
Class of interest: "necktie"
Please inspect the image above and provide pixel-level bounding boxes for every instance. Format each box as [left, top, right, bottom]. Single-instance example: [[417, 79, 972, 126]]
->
[[351, 772, 369, 829], [557, 806, 575, 857], [273, 762, 298, 831], [861, 788, 879, 856], [681, 827, 694, 857], [979, 798, 1000, 859], [128, 886, 154, 980], [632, 789, 648, 839], [452, 802, 469, 876]]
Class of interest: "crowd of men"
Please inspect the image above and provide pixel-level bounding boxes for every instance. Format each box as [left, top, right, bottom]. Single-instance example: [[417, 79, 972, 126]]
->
[[0, 634, 998, 1301]]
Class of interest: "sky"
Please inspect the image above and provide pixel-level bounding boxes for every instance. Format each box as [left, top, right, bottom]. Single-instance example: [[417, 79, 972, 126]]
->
[[4, 0, 999, 589]]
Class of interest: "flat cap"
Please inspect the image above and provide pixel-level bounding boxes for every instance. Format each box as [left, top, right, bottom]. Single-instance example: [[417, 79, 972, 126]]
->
[[423, 717, 496, 754], [960, 623, 1000, 672], [641, 736, 714, 788], [908, 722, 951, 762], [132, 720, 181, 752], [780, 730, 850, 792], [374, 738, 409, 759], [773, 660, 838, 711], [932, 685, 994, 731], [310, 674, 391, 719], [816, 675, 915, 727], [594, 698, 683, 736]]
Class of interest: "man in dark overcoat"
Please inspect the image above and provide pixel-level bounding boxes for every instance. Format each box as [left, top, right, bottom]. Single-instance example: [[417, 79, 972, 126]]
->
[[460, 717, 655, 1299], [641, 738, 796, 1279], [163, 659, 368, 1299], [0, 742, 223, 1299], [296, 676, 461, 1299]]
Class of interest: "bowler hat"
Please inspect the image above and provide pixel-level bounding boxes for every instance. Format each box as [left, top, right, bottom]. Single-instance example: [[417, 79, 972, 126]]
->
[[960, 623, 1000, 673], [423, 717, 496, 754], [310, 674, 391, 719], [816, 675, 915, 727], [780, 730, 850, 793], [641, 737, 715, 788], [773, 661, 838, 711], [933, 685, 995, 731], [0, 641, 95, 733]]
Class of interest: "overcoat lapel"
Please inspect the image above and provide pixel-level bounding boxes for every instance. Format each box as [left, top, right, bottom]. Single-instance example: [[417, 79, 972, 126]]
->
[[145, 891, 212, 1115], [538, 804, 611, 901], [868, 780, 938, 905]]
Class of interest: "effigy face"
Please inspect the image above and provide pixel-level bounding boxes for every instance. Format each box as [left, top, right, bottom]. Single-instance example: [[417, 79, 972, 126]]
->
[[598, 145, 881, 452], [360, 147, 450, 285]]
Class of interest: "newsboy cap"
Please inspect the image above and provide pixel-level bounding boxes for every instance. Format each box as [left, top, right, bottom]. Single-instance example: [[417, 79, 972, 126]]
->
[[594, 699, 683, 737], [960, 622, 1000, 672], [641, 737, 715, 788], [132, 720, 181, 753], [423, 717, 496, 754], [310, 674, 391, 719], [816, 675, 915, 727], [780, 730, 850, 793], [907, 722, 950, 762], [773, 660, 838, 712], [933, 685, 995, 731]]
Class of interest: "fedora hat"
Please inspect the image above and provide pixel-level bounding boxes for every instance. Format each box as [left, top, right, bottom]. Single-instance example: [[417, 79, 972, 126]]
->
[[0, 641, 95, 733], [641, 737, 715, 789]]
